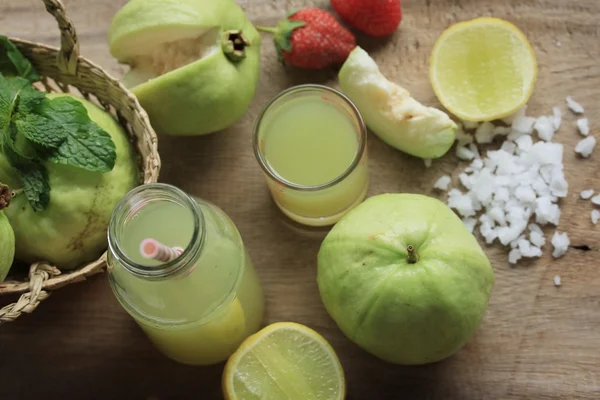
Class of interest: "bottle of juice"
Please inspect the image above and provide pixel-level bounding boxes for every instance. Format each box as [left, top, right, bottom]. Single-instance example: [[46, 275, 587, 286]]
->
[[106, 183, 265, 366]]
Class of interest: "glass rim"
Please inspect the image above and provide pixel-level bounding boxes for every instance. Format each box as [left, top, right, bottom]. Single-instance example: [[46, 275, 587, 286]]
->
[[253, 84, 367, 192], [107, 183, 206, 279]]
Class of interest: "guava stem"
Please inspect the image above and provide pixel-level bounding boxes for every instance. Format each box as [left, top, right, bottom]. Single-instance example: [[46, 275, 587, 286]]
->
[[0, 183, 12, 210], [256, 26, 278, 34], [407, 245, 419, 264]]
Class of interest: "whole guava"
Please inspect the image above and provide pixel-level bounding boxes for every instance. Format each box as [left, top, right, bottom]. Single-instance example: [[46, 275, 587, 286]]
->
[[108, 0, 261, 136], [317, 193, 495, 365], [0, 211, 15, 282], [0, 93, 139, 269]]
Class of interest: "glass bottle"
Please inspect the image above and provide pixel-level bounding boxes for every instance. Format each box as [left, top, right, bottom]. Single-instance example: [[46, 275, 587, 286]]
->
[[106, 183, 264, 366]]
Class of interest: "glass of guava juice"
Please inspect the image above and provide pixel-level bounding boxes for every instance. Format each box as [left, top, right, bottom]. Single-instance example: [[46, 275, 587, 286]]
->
[[253, 84, 370, 227], [106, 183, 265, 366]]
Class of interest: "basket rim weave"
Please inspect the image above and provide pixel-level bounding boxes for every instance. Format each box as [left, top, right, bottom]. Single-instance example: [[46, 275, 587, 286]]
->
[[0, 0, 160, 322]]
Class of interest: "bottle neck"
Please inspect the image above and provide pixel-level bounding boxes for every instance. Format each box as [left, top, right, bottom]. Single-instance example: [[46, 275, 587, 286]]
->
[[107, 183, 205, 280]]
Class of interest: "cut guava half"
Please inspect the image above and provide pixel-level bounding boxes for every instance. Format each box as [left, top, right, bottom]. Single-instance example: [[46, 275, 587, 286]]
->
[[108, 0, 261, 136]]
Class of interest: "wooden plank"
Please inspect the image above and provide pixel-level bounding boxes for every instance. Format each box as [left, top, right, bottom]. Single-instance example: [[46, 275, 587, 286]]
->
[[0, 0, 599, 399]]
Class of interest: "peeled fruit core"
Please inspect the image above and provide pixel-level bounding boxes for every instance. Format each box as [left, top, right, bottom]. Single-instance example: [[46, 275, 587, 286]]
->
[[122, 28, 220, 88]]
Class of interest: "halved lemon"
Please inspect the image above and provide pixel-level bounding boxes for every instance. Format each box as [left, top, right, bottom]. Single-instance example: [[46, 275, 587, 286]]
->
[[430, 17, 537, 121], [222, 322, 345, 400]]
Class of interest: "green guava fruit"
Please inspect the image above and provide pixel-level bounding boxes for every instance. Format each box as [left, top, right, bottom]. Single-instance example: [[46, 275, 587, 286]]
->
[[339, 47, 458, 159], [317, 193, 494, 365], [0, 185, 15, 282], [108, 0, 261, 136], [0, 93, 139, 269]]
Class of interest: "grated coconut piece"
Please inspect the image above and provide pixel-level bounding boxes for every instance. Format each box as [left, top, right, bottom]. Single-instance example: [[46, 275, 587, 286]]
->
[[580, 189, 595, 200], [554, 275, 561, 287], [475, 122, 496, 144], [552, 107, 562, 130], [592, 210, 600, 225], [592, 194, 600, 206], [551, 231, 570, 258], [534, 116, 556, 142], [577, 118, 590, 136], [566, 96, 584, 114], [433, 175, 451, 191], [575, 136, 596, 158]]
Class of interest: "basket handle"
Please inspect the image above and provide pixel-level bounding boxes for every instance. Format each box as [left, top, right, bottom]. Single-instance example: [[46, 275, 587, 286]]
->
[[43, 0, 80, 75], [0, 263, 61, 323]]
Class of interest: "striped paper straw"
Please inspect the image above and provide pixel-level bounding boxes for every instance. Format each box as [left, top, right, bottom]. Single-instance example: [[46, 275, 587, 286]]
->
[[140, 238, 183, 263]]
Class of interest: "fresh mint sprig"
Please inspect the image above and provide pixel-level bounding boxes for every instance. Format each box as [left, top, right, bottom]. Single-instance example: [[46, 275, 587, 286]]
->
[[0, 36, 117, 212]]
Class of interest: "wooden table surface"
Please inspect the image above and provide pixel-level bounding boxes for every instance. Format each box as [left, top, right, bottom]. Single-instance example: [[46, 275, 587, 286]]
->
[[1, 0, 599, 399]]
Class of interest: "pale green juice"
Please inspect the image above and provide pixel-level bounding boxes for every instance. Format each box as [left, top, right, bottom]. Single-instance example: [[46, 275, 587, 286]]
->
[[109, 200, 264, 366], [259, 94, 369, 225]]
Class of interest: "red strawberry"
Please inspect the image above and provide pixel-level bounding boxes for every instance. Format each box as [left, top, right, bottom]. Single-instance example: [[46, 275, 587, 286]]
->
[[331, 0, 402, 37], [258, 9, 356, 70]]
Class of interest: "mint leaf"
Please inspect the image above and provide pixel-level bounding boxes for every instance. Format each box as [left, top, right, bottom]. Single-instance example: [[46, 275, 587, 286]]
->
[[15, 113, 67, 149], [0, 75, 29, 131], [1, 123, 33, 165], [0, 124, 50, 211], [49, 123, 116, 172], [41, 97, 116, 172], [0, 36, 40, 82], [15, 85, 46, 115], [16, 162, 50, 212]]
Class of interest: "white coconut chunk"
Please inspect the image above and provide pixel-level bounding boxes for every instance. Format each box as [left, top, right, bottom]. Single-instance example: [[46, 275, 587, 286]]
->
[[577, 118, 590, 136], [528, 223, 543, 233], [433, 175, 451, 191], [554, 275, 561, 287], [500, 141, 517, 155], [497, 224, 525, 246], [551, 231, 570, 258], [592, 210, 600, 225], [475, 122, 496, 144], [455, 127, 474, 146], [463, 217, 477, 233], [580, 189, 594, 200], [448, 192, 475, 217], [535, 196, 561, 226], [529, 230, 545, 248], [461, 120, 479, 130], [534, 116, 555, 142], [591, 194, 600, 206], [456, 145, 475, 160], [470, 158, 484, 170], [488, 206, 506, 226], [458, 172, 473, 189], [529, 142, 564, 166], [510, 234, 526, 249], [549, 170, 569, 198], [512, 114, 536, 134], [552, 107, 562, 130], [494, 126, 512, 136], [575, 136, 596, 158], [508, 248, 522, 264], [468, 143, 481, 159], [515, 135, 533, 152], [515, 185, 537, 203], [566, 96, 584, 114], [494, 187, 510, 203], [519, 239, 542, 258]]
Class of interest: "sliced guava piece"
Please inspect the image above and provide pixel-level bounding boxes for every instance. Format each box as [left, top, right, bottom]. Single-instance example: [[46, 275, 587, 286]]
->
[[339, 47, 458, 159]]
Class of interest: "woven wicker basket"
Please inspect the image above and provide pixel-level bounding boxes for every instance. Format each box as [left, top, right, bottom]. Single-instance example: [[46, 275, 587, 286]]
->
[[0, 0, 160, 322]]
